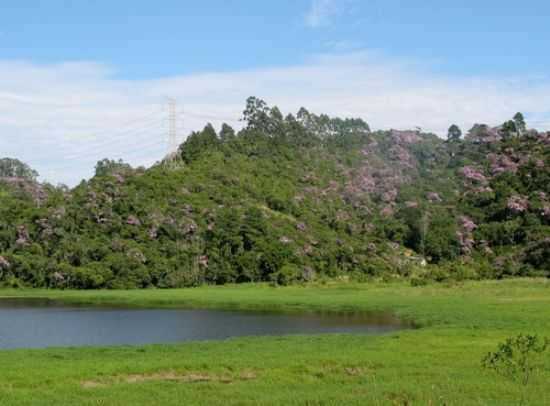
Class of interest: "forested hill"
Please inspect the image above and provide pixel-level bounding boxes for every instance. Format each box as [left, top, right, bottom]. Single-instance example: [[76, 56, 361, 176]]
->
[[1, 98, 549, 288]]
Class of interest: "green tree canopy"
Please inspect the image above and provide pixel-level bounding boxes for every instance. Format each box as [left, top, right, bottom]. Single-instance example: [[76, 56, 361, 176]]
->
[[447, 124, 462, 141], [0, 158, 38, 180]]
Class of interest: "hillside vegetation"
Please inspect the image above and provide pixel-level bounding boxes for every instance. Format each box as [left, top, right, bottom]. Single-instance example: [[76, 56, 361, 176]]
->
[[0, 98, 549, 288]]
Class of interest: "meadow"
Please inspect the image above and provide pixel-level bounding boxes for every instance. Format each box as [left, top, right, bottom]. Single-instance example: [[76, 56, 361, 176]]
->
[[0, 279, 549, 405]]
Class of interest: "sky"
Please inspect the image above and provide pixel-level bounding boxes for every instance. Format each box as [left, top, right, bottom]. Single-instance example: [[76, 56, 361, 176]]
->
[[1, 0, 550, 185]]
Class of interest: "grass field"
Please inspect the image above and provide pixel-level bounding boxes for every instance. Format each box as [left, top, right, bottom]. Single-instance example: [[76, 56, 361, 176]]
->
[[0, 279, 549, 405]]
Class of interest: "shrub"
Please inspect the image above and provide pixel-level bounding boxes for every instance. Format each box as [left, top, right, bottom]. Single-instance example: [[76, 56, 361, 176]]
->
[[270, 263, 300, 286], [482, 334, 549, 386]]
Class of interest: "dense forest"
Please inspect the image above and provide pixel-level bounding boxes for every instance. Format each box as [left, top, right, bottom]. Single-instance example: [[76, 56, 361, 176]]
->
[[1, 98, 549, 288]]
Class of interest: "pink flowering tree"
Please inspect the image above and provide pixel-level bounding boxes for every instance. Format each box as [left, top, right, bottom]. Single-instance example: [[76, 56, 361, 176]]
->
[[507, 195, 529, 214]]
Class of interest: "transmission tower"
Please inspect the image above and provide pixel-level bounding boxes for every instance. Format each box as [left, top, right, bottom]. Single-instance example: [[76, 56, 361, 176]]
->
[[167, 97, 178, 155]]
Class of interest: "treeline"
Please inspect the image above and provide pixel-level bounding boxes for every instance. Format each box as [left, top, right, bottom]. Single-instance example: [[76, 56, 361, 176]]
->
[[0, 98, 548, 288]]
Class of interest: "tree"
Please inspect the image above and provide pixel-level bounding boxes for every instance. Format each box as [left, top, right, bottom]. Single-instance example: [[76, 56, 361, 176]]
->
[[501, 120, 518, 139], [179, 123, 220, 163], [219, 123, 236, 142], [242, 96, 285, 136], [243, 97, 270, 130], [0, 158, 39, 180], [94, 159, 132, 177], [447, 124, 462, 141], [483, 334, 549, 404], [514, 112, 526, 136]]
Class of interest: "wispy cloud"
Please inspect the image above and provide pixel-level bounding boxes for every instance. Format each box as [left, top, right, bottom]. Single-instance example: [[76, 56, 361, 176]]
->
[[1, 51, 549, 186], [304, 0, 356, 28]]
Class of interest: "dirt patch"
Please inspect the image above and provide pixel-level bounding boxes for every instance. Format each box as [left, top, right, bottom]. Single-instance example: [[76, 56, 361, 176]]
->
[[344, 367, 366, 376], [386, 391, 415, 405], [81, 369, 257, 388], [81, 381, 108, 389]]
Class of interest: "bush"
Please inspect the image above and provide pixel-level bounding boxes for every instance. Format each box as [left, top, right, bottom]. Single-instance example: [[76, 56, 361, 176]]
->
[[69, 265, 111, 289], [270, 263, 300, 286], [410, 276, 429, 287], [483, 334, 549, 386]]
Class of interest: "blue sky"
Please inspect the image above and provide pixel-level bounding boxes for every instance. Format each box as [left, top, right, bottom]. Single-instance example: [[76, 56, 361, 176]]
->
[[1, 0, 550, 185], [2, 0, 550, 78]]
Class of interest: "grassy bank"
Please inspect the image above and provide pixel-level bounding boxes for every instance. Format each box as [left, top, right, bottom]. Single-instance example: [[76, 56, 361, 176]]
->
[[1, 279, 549, 405]]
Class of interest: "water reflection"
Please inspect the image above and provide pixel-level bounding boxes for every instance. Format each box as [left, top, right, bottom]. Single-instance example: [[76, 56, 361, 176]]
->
[[0, 298, 411, 349]]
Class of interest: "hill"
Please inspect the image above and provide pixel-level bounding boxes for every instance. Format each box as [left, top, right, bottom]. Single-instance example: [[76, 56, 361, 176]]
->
[[0, 98, 548, 288]]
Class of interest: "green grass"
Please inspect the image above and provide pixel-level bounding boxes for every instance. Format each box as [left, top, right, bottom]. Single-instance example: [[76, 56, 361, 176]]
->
[[1, 279, 550, 405]]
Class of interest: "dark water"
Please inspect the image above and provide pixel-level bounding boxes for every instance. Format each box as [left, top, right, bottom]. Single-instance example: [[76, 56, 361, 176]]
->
[[0, 298, 409, 349]]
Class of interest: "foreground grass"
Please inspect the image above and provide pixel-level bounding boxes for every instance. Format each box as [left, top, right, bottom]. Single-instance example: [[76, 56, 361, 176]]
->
[[1, 279, 549, 405]]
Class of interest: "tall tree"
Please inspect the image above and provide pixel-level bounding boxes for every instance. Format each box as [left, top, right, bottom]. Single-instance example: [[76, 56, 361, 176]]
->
[[179, 123, 220, 163], [501, 120, 517, 139], [0, 158, 39, 180], [513, 112, 526, 136], [94, 159, 132, 177], [219, 123, 236, 142], [447, 124, 462, 141]]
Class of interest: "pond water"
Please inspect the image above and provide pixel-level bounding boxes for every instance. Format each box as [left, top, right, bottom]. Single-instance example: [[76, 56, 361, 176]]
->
[[0, 298, 410, 349]]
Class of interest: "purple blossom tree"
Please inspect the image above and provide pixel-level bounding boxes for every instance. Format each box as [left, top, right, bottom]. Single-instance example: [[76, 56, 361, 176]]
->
[[198, 255, 209, 268], [126, 215, 141, 226], [459, 216, 477, 233], [457, 216, 477, 255], [16, 225, 30, 246], [460, 166, 488, 185], [0, 256, 10, 270], [427, 192, 442, 203], [507, 195, 529, 214]]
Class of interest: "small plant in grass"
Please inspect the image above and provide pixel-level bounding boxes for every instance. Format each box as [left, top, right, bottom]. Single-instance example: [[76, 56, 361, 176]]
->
[[482, 334, 549, 386]]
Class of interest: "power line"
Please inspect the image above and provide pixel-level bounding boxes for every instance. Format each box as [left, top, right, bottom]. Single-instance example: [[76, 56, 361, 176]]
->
[[46, 137, 166, 172], [80, 121, 164, 149], [63, 128, 162, 158], [14, 100, 248, 181], [88, 107, 164, 135], [25, 121, 165, 162], [178, 110, 241, 124]]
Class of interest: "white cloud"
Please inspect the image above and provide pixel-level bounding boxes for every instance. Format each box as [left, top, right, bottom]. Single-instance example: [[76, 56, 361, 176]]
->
[[304, 0, 356, 28], [1, 51, 549, 186]]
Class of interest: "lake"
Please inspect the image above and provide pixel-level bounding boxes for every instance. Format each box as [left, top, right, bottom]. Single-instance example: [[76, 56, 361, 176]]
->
[[0, 298, 409, 349]]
